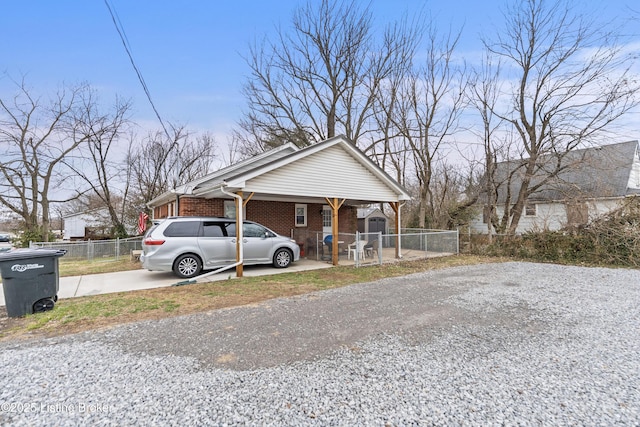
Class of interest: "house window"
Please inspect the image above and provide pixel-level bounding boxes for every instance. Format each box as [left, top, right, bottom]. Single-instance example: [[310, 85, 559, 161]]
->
[[295, 204, 307, 227], [223, 200, 246, 219], [566, 202, 588, 226], [525, 203, 537, 216]]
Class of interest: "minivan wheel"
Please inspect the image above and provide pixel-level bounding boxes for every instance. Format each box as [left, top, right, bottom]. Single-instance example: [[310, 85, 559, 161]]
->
[[273, 248, 292, 268], [173, 254, 202, 278]]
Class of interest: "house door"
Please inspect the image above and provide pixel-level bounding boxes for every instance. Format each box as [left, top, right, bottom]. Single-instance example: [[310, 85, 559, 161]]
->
[[322, 205, 332, 239]]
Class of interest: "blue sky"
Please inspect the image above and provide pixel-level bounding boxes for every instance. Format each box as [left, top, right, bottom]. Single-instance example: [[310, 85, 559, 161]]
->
[[1, 0, 638, 145]]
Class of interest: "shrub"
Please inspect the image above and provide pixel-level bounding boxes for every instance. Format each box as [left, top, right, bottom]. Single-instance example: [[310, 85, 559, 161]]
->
[[471, 197, 640, 267]]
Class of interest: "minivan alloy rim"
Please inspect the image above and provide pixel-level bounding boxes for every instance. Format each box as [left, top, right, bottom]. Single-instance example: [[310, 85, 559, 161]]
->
[[179, 258, 198, 275], [275, 250, 291, 267]]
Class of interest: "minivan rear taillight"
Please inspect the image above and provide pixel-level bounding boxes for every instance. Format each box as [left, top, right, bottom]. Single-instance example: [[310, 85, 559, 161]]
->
[[143, 238, 165, 246]]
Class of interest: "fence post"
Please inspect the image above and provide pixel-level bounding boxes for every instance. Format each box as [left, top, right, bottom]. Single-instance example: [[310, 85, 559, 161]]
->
[[377, 232, 382, 265], [355, 231, 360, 267], [456, 229, 460, 255], [116, 237, 120, 261], [88, 239, 93, 262], [424, 232, 428, 255]]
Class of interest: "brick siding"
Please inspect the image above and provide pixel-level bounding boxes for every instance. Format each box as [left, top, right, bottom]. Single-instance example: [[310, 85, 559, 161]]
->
[[153, 197, 357, 238]]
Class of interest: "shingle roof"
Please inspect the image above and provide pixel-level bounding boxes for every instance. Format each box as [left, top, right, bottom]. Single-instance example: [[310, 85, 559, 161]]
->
[[491, 140, 639, 204]]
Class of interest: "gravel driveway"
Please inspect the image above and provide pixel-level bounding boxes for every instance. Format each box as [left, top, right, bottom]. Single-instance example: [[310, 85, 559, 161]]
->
[[0, 261, 639, 425]]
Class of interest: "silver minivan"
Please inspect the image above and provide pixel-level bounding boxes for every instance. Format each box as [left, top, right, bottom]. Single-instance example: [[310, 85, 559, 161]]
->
[[141, 217, 300, 278]]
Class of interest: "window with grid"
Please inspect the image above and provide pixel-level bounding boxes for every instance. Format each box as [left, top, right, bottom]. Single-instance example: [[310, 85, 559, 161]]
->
[[524, 203, 537, 216], [295, 204, 307, 227], [322, 208, 331, 227]]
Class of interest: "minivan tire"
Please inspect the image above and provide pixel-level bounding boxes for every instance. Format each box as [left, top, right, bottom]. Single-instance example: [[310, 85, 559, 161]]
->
[[273, 248, 292, 268], [173, 254, 203, 278]]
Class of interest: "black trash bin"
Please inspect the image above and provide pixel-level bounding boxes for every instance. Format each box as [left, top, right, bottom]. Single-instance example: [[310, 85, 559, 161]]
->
[[0, 248, 66, 317]]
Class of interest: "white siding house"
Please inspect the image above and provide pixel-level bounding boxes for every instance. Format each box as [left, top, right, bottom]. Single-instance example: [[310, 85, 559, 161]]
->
[[62, 209, 110, 240], [471, 140, 640, 234]]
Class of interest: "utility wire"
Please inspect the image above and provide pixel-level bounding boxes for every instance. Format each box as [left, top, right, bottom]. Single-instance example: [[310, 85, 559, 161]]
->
[[104, 0, 172, 142]]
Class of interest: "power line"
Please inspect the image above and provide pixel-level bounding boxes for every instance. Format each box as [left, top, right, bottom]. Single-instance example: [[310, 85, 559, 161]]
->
[[103, 0, 172, 141]]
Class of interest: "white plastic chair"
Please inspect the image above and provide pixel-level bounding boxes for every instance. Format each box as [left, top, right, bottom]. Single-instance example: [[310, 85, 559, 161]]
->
[[348, 240, 367, 260]]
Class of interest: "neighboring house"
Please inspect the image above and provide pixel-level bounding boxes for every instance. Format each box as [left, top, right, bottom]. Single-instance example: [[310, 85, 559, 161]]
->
[[147, 135, 412, 266], [470, 140, 640, 234], [63, 209, 112, 240], [63, 208, 135, 240]]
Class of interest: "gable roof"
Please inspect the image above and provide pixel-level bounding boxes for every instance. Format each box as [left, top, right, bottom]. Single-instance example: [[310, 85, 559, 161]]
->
[[148, 135, 411, 207], [491, 140, 640, 204], [357, 207, 388, 219], [147, 143, 298, 207], [62, 207, 110, 220], [182, 142, 298, 195]]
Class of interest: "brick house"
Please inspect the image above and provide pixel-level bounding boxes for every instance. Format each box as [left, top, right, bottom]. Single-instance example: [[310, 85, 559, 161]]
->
[[147, 135, 411, 266]]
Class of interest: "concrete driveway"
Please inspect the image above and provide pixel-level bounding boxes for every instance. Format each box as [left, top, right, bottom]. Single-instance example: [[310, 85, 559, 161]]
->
[[0, 259, 331, 306]]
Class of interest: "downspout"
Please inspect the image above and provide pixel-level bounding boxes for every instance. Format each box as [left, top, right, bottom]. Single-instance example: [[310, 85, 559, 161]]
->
[[173, 183, 244, 285]]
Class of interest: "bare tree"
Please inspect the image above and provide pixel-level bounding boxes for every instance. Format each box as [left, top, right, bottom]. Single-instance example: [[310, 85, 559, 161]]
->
[[236, 0, 418, 152], [370, 60, 412, 187], [481, 0, 640, 234], [468, 54, 506, 239], [128, 126, 217, 211], [0, 78, 99, 241], [390, 25, 467, 228], [63, 92, 133, 237]]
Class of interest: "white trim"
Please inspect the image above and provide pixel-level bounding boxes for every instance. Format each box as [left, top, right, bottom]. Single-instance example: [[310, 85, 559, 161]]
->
[[295, 204, 307, 227], [147, 143, 298, 207], [525, 203, 537, 217], [148, 135, 412, 209], [224, 135, 411, 201]]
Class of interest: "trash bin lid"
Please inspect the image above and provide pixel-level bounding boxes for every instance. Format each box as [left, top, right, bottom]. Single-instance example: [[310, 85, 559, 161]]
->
[[0, 248, 66, 261]]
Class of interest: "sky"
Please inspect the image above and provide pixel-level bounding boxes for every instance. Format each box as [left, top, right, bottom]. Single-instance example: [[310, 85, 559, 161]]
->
[[1, 0, 638, 152]]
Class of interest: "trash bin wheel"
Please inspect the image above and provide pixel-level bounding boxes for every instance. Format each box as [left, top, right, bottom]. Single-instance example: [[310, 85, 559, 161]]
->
[[53, 295, 58, 302], [33, 298, 55, 313]]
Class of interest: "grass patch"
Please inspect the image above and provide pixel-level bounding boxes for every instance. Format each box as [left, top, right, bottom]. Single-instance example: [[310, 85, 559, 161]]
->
[[59, 258, 143, 277], [0, 255, 502, 342]]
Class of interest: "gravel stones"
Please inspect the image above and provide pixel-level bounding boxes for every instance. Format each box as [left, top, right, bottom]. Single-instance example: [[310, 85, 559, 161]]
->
[[0, 262, 638, 425]]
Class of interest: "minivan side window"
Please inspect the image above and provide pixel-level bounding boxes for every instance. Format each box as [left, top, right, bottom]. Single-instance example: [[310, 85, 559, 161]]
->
[[163, 221, 201, 237], [244, 223, 267, 237], [202, 221, 225, 237], [224, 222, 236, 238]]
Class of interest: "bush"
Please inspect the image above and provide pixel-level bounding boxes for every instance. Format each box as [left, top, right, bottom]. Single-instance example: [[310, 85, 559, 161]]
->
[[13, 228, 57, 248], [471, 197, 640, 268]]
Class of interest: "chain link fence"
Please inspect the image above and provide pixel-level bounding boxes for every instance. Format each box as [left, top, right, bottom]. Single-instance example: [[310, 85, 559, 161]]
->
[[29, 237, 144, 261], [309, 229, 459, 266]]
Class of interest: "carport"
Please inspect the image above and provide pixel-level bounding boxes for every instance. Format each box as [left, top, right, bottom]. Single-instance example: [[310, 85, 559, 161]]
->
[[149, 135, 412, 277]]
